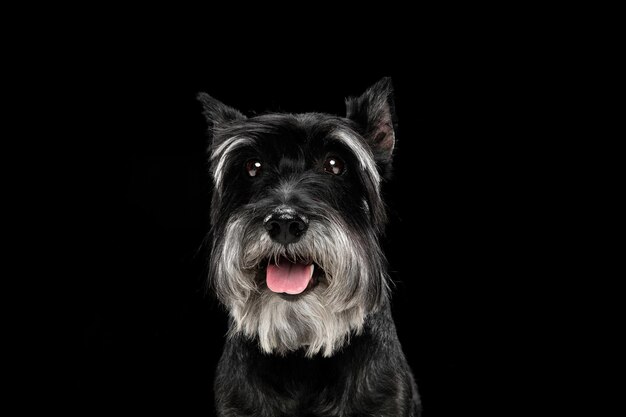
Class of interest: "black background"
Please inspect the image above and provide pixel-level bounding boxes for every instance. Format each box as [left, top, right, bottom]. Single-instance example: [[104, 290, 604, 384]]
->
[[72, 54, 533, 416]]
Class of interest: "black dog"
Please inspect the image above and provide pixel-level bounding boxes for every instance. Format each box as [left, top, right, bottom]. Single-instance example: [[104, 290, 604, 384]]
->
[[199, 78, 421, 416]]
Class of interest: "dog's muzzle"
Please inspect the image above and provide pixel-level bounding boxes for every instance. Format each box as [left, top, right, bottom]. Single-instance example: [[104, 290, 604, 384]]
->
[[263, 206, 308, 245]]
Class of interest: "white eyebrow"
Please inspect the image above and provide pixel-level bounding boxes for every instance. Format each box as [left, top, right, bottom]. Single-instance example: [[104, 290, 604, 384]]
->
[[332, 130, 381, 188], [211, 136, 254, 193]]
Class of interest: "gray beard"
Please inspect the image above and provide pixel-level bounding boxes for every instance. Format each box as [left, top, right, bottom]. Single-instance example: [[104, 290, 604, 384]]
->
[[212, 211, 388, 357]]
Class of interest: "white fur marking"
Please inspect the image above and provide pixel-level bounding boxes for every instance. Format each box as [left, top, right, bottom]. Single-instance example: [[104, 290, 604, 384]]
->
[[211, 136, 253, 192], [334, 130, 381, 187]]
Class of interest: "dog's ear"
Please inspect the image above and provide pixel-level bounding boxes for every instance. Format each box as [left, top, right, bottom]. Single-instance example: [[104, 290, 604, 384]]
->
[[197, 92, 246, 132], [345, 77, 396, 162]]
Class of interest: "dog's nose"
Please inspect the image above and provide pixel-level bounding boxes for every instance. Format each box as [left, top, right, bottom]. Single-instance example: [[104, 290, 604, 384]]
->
[[264, 211, 308, 245]]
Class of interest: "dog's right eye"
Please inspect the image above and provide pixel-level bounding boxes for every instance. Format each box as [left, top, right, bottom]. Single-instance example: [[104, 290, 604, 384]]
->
[[245, 159, 262, 177]]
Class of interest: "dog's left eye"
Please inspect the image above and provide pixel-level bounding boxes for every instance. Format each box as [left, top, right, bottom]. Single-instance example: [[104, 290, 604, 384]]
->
[[323, 156, 345, 175], [245, 159, 262, 177]]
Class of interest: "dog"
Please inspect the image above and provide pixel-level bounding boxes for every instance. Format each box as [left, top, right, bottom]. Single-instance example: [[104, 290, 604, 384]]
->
[[198, 78, 421, 416]]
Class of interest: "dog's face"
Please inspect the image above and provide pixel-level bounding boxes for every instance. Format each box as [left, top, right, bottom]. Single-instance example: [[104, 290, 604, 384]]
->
[[199, 79, 397, 356]]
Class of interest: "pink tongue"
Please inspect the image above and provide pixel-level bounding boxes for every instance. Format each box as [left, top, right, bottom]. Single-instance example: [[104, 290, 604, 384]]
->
[[266, 258, 313, 295]]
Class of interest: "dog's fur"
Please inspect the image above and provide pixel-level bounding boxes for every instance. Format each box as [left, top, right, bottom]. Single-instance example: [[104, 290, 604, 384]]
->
[[199, 78, 421, 416]]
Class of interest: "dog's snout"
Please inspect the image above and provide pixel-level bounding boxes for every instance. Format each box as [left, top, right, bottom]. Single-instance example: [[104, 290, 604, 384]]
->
[[264, 210, 308, 245]]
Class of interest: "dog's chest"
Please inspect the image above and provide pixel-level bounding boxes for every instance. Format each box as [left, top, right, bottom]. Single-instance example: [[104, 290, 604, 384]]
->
[[234, 349, 365, 416]]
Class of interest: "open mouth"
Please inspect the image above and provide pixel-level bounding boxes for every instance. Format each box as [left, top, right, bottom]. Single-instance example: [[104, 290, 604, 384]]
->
[[261, 256, 325, 297]]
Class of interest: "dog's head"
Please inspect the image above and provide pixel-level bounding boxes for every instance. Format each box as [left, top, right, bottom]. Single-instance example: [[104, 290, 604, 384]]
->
[[199, 78, 397, 356]]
